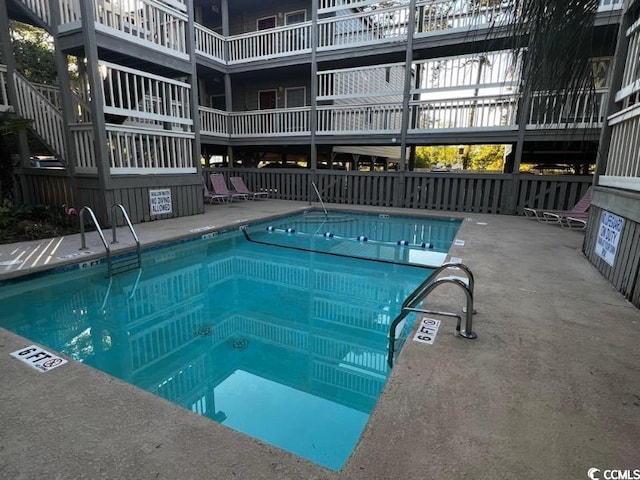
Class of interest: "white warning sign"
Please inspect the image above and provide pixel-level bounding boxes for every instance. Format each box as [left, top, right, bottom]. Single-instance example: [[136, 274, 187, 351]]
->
[[150, 189, 172, 216], [595, 210, 624, 267], [10, 345, 68, 373]]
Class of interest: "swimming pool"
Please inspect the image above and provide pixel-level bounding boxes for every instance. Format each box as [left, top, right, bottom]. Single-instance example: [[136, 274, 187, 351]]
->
[[0, 211, 461, 470]]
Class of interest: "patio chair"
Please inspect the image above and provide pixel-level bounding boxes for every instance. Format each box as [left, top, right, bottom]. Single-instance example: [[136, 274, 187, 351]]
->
[[229, 176, 269, 200], [203, 181, 229, 204], [210, 174, 248, 202], [523, 186, 592, 229]]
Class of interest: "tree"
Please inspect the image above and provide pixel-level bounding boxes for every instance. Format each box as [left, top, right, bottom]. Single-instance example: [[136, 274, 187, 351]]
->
[[414, 145, 459, 169], [468, 144, 505, 171], [0, 113, 32, 203], [9, 21, 57, 85], [497, 0, 599, 101]]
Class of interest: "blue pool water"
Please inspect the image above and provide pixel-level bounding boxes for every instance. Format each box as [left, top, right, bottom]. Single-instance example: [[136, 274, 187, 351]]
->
[[0, 212, 461, 470]]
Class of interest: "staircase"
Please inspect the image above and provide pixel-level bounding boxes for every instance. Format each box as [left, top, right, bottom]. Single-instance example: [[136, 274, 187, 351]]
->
[[13, 71, 66, 159]]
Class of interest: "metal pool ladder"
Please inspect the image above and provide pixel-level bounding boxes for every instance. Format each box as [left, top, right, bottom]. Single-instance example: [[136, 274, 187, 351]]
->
[[79, 204, 141, 277], [311, 181, 328, 216], [387, 262, 477, 368]]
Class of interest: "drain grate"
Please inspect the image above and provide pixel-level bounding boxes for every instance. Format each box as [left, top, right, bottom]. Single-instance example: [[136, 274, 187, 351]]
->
[[194, 325, 213, 337], [229, 337, 248, 350]]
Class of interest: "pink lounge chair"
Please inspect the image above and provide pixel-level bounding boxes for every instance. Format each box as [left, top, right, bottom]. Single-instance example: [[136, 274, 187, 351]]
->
[[523, 186, 592, 230], [210, 174, 248, 202], [229, 176, 268, 200], [203, 182, 229, 204]]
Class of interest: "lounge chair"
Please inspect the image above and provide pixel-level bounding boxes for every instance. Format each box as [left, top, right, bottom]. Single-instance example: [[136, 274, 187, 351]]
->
[[204, 181, 229, 204], [523, 186, 592, 229], [210, 174, 248, 202], [229, 176, 269, 200]]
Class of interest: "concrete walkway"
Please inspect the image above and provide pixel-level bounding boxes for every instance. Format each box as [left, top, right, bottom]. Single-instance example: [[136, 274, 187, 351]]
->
[[1, 200, 639, 480]]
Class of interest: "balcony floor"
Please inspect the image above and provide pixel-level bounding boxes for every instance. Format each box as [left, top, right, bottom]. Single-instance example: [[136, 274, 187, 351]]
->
[[0, 200, 638, 479]]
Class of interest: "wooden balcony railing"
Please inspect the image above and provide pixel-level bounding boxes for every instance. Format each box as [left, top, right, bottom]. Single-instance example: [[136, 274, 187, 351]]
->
[[106, 125, 195, 174], [0, 65, 10, 112], [14, 71, 66, 158], [601, 105, 640, 191], [410, 95, 519, 131], [227, 22, 312, 63], [94, 0, 188, 58], [199, 107, 228, 137], [32, 82, 62, 108], [194, 24, 226, 64], [100, 60, 192, 128], [600, 15, 640, 192], [527, 90, 608, 129], [53, 0, 189, 58], [414, 51, 522, 92], [618, 20, 640, 108], [58, 0, 81, 25], [317, 104, 403, 134], [318, 63, 405, 100], [15, 0, 625, 66], [230, 107, 311, 137], [19, 0, 51, 24], [71, 124, 96, 173], [318, 0, 387, 13], [414, 0, 514, 36], [199, 89, 604, 138], [317, 4, 410, 50], [319, 0, 622, 14]]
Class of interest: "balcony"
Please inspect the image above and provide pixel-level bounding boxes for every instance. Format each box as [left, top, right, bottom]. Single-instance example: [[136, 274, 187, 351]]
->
[[199, 89, 602, 141], [56, 0, 189, 60]]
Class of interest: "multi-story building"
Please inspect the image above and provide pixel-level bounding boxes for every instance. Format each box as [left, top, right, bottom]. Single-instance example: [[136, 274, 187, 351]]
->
[[1, 0, 639, 307]]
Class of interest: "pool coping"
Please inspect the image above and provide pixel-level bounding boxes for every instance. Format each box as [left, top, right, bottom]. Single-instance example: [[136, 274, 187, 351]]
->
[[1, 200, 639, 480]]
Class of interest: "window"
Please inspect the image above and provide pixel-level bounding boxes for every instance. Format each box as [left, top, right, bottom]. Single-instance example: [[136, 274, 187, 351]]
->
[[285, 10, 306, 25], [257, 16, 276, 30], [285, 87, 306, 108]]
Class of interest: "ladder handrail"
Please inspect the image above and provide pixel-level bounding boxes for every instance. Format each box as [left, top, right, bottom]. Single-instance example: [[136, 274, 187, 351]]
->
[[387, 263, 477, 368], [403, 262, 474, 310], [79, 206, 112, 275], [110, 203, 142, 272], [311, 181, 328, 216]]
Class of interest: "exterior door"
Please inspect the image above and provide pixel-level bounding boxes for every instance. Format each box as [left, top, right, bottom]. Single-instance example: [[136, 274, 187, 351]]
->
[[257, 16, 276, 56], [259, 89, 277, 134], [259, 90, 277, 110]]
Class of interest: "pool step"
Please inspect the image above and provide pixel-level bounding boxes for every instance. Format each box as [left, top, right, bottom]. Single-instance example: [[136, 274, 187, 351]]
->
[[110, 255, 141, 276]]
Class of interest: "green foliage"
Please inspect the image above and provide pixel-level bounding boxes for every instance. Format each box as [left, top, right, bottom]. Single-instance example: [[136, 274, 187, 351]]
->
[[9, 21, 57, 85], [414, 145, 459, 169], [414, 144, 505, 171], [468, 144, 505, 171], [0, 112, 32, 203], [0, 203, 79, 244]]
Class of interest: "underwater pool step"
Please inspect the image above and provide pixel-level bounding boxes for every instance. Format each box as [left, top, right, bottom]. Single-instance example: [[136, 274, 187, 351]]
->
[[110, 256, 141, 275]]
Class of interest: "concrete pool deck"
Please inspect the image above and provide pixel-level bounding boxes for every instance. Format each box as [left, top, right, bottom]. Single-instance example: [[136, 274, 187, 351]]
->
[[1, 200, 639, 480]]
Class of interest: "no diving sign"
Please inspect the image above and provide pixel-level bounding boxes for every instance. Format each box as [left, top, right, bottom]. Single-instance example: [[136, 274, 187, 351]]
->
[[10, 345, 68, 373], [412, 318, 441, 345]]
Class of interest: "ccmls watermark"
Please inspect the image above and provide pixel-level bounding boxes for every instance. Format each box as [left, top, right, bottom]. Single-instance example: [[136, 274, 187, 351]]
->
[[588, 468, 640, 480]]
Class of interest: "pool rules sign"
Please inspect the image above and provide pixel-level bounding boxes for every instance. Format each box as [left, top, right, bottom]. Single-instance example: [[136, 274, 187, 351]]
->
[[150, 189, 172, 216], [595, 210, 624, 267]]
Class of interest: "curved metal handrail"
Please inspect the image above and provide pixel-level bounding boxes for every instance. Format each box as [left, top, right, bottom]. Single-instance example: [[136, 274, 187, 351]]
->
[[79, 206, 111, 275], [403, 262, 474, 309], [111, 203, 141, 256], [387, 263, 477, 368]]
